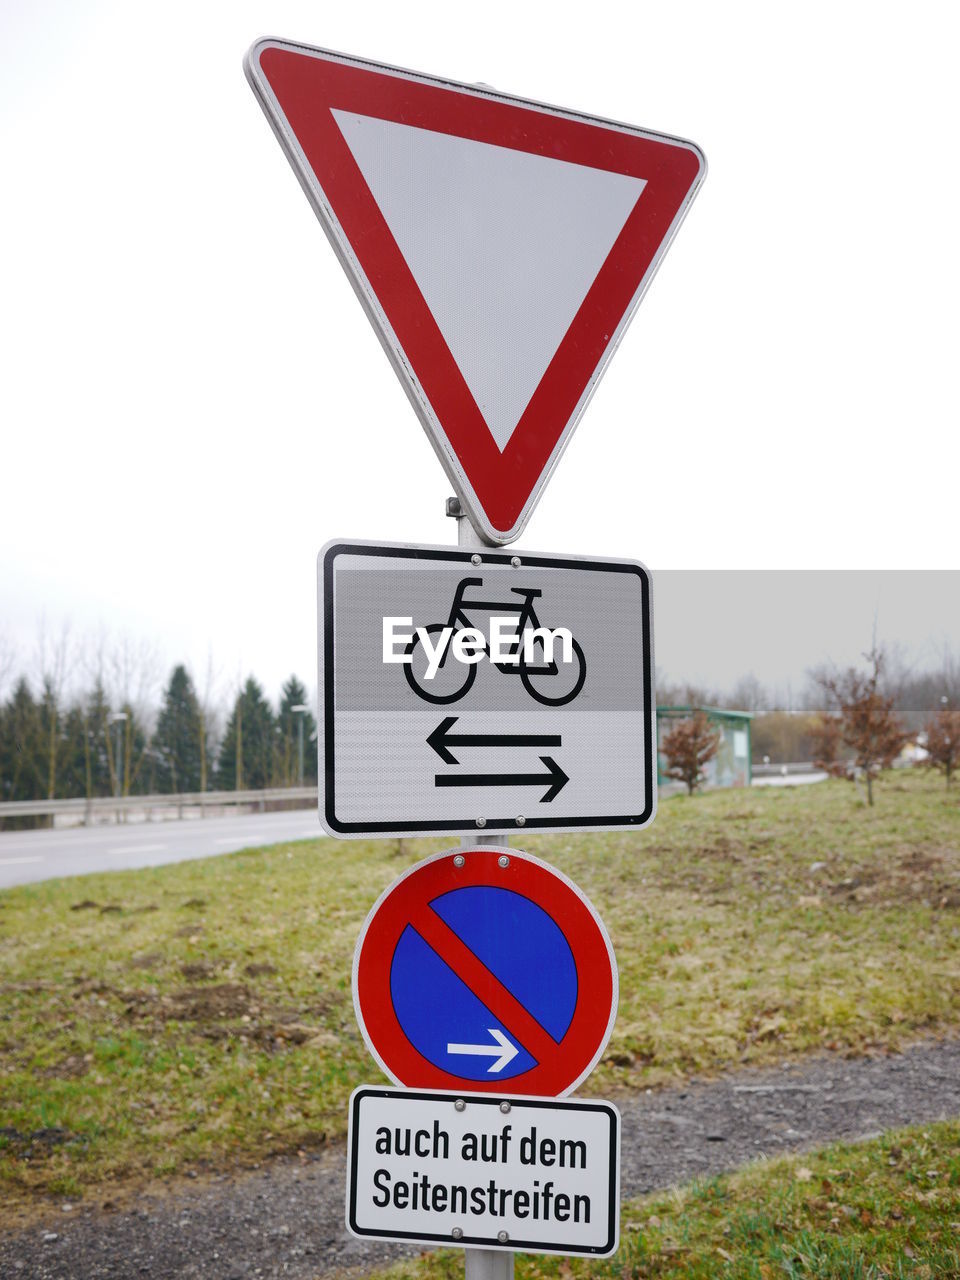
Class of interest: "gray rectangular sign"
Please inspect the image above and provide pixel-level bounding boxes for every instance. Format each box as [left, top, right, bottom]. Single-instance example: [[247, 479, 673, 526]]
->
[[347, 1087, 620, 1256], [318, 540, 655, 837]]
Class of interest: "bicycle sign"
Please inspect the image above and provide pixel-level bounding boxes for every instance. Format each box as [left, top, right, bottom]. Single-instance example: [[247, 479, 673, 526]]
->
[[387, 576, 587, 708], [318, 540, 655, 838]]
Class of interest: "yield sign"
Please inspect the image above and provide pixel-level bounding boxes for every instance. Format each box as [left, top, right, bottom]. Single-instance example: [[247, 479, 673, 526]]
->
[[245, 40, 706, 544]]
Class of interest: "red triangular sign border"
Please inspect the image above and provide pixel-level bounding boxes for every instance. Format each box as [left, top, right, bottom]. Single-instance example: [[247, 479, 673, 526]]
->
[[246, 40, 705, 543]]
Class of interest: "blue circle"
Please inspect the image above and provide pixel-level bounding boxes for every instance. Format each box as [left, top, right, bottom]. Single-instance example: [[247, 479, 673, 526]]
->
[[389, 886, 577, 1081]]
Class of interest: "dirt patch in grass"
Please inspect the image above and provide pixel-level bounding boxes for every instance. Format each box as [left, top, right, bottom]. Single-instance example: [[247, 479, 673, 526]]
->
[[38, 1054, 90, 1080], [178, 960, 221, 981], [122, 981, 253, 1021], [0, 1127, 80, 1155], [172, 923, 203, 938], [818, 844, 960, 908]]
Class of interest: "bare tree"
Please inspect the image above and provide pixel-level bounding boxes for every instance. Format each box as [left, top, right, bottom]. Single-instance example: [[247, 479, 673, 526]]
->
[[729, 673, 769, 716], [810, 713, 844, 774], [34, 616, 72, 800], [923, 704, 960, 787], [107, 633, 162, 729], [76, 628, 162, 799], [107, 633, 163, 796], [190, 649, 223, 794], [751, 710, 820, 763], [656, 677, 724, 709], [816, 646, 907, 805], [661, 709, 721, 796], [0, 631, 15, 701], [937, 644, 960, 705]]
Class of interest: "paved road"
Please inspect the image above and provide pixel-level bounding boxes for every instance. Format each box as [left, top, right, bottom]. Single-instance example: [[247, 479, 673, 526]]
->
[[0, 810, 323, 890], [3, 1037, 958, 1278], [0, 772, 829, 892]]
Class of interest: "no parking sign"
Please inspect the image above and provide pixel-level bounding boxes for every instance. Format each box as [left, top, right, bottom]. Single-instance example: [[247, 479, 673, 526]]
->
[[352, 847, 618, 1097]]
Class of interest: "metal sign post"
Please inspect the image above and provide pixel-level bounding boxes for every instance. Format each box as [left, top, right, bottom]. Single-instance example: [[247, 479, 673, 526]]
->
[[459, 507, 513, 1280]]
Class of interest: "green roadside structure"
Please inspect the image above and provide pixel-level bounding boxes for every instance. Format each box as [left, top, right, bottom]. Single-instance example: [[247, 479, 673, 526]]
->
[[656, 705, 753, 790]]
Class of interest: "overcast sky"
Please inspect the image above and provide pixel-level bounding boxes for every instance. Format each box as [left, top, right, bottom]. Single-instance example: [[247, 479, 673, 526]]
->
[[2, 1, 957, 705]]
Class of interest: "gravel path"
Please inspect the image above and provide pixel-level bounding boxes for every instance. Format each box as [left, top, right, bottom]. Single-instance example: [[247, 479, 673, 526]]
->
[[4, 1038, 960, 1279]]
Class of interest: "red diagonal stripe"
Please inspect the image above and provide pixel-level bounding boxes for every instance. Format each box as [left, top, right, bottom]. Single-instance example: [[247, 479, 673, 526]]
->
[[408, 903, 562, 1068]]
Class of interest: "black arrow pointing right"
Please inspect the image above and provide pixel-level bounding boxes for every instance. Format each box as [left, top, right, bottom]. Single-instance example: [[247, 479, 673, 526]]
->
[[434, 755, 569, 803], [427, 716, 562, 765]]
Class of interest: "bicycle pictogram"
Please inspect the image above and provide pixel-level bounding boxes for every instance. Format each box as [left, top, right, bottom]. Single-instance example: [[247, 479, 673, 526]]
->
[[403, 576, 587, 707]]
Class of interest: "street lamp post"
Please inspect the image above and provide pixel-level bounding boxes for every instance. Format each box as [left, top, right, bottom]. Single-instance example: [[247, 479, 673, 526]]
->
[[291, 704, 309, 787]]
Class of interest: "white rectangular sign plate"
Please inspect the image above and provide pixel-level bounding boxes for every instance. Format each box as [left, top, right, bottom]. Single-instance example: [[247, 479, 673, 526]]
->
[[318, 540, 655, 837], [347, 1087, 620, 1256]]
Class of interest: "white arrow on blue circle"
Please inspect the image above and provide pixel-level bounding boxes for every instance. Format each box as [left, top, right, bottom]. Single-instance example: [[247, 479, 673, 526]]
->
[[446, 1028, 519, 1074]]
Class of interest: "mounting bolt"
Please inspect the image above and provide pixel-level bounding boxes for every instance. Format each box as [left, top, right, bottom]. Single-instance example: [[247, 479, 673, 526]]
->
[[446, 496, 462, 518], [497, 1230, 509, 1244], [455, 1098, 466, 1112], [515, 815, 526, 827], [476, 816, 487, 828], [511, 556, 521, 568], [453, 854, 465, 867], [498, 854, 510, 868], [499, 1101, 511, 1114], [471, 553, 482, 566], [451, 1227, 464, 1241]]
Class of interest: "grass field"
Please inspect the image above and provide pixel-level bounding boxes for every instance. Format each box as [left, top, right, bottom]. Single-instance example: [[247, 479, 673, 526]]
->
[[1, 770, 958, 1210], [380, 1120, 960, 1279]]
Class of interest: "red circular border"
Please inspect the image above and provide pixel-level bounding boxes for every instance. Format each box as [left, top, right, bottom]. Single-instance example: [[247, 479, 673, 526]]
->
[[353, 848, 617, 1096]]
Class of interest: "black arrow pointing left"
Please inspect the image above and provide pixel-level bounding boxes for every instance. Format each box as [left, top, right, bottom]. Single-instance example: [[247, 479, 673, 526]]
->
[[427, 716, 562, 765]]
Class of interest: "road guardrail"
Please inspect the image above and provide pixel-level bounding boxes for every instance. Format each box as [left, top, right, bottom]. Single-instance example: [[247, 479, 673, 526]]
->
[[0, 786, 318, 826], [751, 762, 817, 777]]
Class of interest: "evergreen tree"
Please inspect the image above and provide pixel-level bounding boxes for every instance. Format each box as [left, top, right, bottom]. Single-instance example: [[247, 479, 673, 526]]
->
[[0, 679, 44, 826], [59, 703, 90, 800], [218, 677, 275, 790], [0, 678, 42, 804], [82, 679, 113, 800], [154, 665, 205, 793], [118, 703, 151, 797], [276, 676, 317, 785]]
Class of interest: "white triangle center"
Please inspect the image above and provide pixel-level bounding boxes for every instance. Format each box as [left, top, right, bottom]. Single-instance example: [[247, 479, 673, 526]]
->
[[332, 109, 647, 452]]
